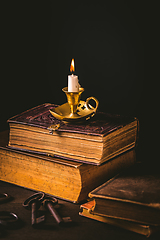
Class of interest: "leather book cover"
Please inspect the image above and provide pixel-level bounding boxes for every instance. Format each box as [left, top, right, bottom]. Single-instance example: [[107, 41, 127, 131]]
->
[[7, 103, 138, 137], [89, 163, 160, 225], [89, 163, 160, 207]]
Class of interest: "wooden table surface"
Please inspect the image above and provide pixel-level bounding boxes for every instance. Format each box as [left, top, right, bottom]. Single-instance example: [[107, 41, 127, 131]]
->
[[0, 180, 160, 240]]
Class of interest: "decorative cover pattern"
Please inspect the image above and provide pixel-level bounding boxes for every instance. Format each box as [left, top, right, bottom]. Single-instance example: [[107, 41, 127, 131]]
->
[[8, 103, 137, 137]]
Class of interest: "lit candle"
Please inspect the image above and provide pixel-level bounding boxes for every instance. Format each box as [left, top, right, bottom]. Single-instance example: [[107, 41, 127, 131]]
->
[[68, 59, 79, 92]]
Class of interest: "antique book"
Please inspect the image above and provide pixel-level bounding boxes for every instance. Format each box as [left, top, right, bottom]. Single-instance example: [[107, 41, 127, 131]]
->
[[0, 131, 136, 203], [79, 200, 160, 237], [88, 163, 160, 226], [7, 103, 139, 165]]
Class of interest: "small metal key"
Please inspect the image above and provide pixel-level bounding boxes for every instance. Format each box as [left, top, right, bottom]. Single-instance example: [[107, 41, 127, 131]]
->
[[23, 192, 45, 227], [43, 196, 72, 225]]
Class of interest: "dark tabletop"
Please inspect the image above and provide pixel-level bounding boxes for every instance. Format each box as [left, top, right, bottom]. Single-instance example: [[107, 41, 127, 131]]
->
[[0, 180, 160, 240]]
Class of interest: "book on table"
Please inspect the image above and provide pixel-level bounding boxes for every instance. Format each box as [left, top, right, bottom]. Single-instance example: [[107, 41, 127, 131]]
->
[[84, 163, 160, 233], [79, 200, 160, 237], [0, 131, 136, 203], [7, 103, 139, 165]]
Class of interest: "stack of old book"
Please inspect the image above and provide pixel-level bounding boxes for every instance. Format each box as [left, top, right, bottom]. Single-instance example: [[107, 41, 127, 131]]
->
[[0, 103, 139, 203], [80, 163, 160, 237]]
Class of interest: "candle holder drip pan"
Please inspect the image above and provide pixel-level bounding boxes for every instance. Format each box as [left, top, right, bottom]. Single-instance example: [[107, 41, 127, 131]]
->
[[49, 99, 99, 123]]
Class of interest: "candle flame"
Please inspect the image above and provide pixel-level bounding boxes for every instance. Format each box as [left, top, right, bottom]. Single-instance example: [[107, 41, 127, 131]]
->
[[70, 59, 75, 72]]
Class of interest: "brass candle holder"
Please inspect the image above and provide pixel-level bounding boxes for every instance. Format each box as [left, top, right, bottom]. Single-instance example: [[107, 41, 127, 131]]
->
[[49, 87, 99, 123], [62, 87, 84, 118]]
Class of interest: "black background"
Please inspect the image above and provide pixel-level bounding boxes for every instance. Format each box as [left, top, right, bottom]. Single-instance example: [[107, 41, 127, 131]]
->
[[0, 1, 158, 162]]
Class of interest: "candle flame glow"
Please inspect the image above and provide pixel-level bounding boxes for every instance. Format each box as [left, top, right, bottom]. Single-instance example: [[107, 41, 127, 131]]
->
[[70, 59, 75, 72]]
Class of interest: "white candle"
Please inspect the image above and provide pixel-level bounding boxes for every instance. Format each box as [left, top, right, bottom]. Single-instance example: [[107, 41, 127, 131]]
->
[[68, 74, 79, 92], [68, 59, 79, 92]]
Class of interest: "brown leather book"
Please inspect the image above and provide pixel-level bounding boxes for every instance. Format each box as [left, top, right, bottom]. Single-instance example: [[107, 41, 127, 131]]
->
[[0, 131, 136, 203], [89, 163, 160, 226], [7, 103, 139, 165]]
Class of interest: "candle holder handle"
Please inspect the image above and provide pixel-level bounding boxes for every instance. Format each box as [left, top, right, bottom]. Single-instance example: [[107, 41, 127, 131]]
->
[[86, 96, 99, 113]]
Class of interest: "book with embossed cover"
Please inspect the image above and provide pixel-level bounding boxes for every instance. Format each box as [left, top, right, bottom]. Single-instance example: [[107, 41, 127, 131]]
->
[[7, 103, 139, 165]]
